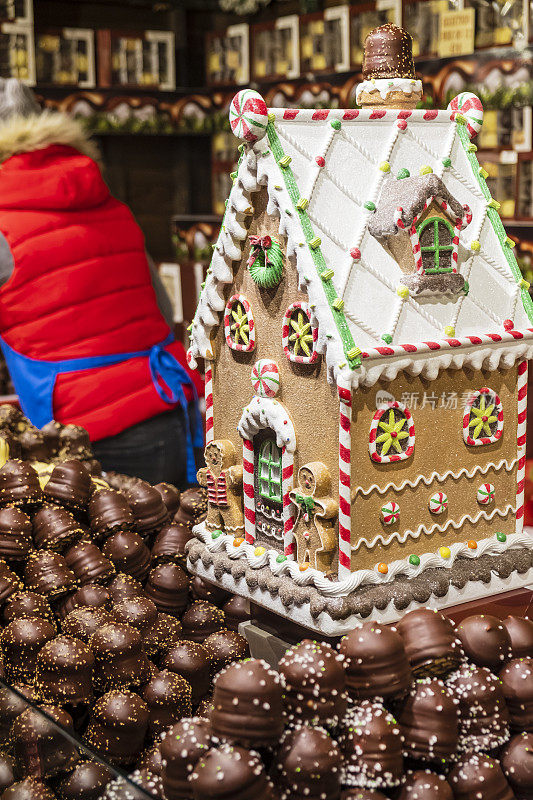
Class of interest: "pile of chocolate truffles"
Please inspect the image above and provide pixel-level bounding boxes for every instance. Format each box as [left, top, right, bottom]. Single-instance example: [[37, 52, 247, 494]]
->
[[0, 408, 252, 800], [158, 609, 533, 800]]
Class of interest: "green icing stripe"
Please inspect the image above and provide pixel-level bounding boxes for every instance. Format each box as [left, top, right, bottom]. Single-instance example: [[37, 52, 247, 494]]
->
[[456, 123, 533, 324], [266, 121, 361, 369]]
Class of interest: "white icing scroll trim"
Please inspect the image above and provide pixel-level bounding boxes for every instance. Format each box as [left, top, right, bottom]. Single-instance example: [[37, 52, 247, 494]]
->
[[237, 395, 296, 453], [356, 78, 423, 103]]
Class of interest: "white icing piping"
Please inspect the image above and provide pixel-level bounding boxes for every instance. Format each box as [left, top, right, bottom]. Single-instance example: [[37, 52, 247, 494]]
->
[[352, 504, 516, 552], [237, 396, 296, 453], [355, 78, 423, 103], [192, 520, 533, 597], [353, 457, 519, 498]]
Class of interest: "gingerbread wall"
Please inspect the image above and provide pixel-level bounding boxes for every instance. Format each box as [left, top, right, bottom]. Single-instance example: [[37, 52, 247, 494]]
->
[[210, 188, 340, 556], [350, 365, 520, 571]]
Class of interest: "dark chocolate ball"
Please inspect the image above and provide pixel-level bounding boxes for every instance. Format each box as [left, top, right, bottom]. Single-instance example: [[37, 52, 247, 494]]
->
[[63, 541, 115, 585], [44, 460, 92, 510], [56, 762, 114, 800], [396, 608, 462, 678], [0, 684, 34, 744], [19, 428, 49, 462], [144, 563, 189, 618], [501, 732, 533, 799], [211, 658, 284, 748], [160, 718, 212, 800], [0, 617, 56, 683], [340, 700, 404, 790], [11, 706, 78, 778], [102, 531, 151, 583], [503, 616, 533, 659], [126, 481, 169, 535], [0, 460, 41, 507], [190, 743, 274, 800], [90, 622, 151, 692], [190, 577, 230, 606], [181, 601, 225, 643], [174, 488, 207, 528], [203, 629, 250, 675], [500, 657, 533, 731], [24, 551, 76, 599], [340, 792, 389, 800], [221, 595, 250, 632], [153, 482, 180, 516], [55, 584, 111, 619], [61, 606, 114, 644], [277, 724, 342, 799], [447, 663, 509, 751], [35, 635, 94, 705], [84, 690, 149, 765], [107, 573, 144, 604], [32, 506, 84, 552], [142, 669, 192, 738], [1, 778, 56, 800], [143, 613, 182, 661], [113, 597, 158, 636], [2, 591, 52, 624], [151, 523, 192, 566], [448, 752, 514, 800], [40, 421, 62, 455], [0, 561, 22, 606], [398, 678, 458, 764], [136, 744, 162, 776], [456, 614, 512, 670], [57, 425, 92, 460], [279, 639, 347, 728], [0, 753, 14, 794], [162, 641, 211, 705], [0, 507, 32, 563], [397, 770, 453, 800], [100, 770, 161, 800], [88, 489, 134, 538], [339, 622, 412, 701]]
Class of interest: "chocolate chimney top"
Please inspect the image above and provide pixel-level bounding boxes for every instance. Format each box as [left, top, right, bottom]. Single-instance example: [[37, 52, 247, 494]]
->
[[363, 24, 415, 80]]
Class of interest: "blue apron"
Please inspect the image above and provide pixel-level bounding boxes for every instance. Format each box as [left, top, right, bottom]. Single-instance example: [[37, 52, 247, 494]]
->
[[0, 332, 203, 483]]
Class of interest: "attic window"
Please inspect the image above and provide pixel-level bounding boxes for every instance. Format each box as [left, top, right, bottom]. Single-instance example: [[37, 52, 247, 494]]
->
[[224, 294, 256, 353], [463, 388, 503, 447], [369, 401, 415, 464], [282, 302, 318, 365], [417, 217, 455, 273]]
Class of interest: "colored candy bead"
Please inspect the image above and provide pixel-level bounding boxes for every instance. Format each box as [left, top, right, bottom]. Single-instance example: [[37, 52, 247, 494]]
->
[[254, 547, 266, 556], [296, 197, 309, 211], [503, 319, 514, 331], [233, 537, 244, 547], [444, 325, 455, 337], [470, 241, 480, 252], [211, 530, 224, 539], [479, 167, 489, 179], [520, 278, 530, 290], [251, 359, 280, 398], [276, 555, 287, 563], [379, 161, 390, 172], [397, 119, 407, 130], [381, 333, 393, 344], [333, 298, 345, 311], [350, 248, 361, 260], [377, 563, 388, 574], [315, 156, 325, 167], [442, 157, 452, 167], [330, 119, 341, 130], [467, 540, 477, 549], [321, 268, 334, 280], [299, 563, 309, 571], [420, 165, 433, 175], [380, 501, 400, 526], [278, 155, 292, 168], [397, 168, 410, 179], [364, 201, 376, 211], [496, 532, 507, 542], [409, 554, 420, 566], [429, 492, 448, 515], [397, 285, 409, 299], [229, 89, 268, 142], [439, 546, 451, 559], [309, 236, 321, 249], [477, 483, 495, 505]]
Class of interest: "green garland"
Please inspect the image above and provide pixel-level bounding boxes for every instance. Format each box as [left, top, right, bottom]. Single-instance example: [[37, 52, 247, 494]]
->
[[249, 239, 284, 287]]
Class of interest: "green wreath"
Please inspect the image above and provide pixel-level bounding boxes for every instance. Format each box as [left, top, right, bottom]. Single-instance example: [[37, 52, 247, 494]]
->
[[248, 237, 284, 288]]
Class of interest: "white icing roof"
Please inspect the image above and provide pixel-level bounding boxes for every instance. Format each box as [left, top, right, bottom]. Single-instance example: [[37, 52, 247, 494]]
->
[[187, 106, 533, 388]]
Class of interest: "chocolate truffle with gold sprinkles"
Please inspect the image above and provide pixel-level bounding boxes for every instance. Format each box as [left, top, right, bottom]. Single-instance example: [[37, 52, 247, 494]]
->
[[162, 640, 212, 704], [221, 595, 250, 632], [160, 718, 213, 800], [35, 634, 94, 705], [154, 482, 180, 516], [144, 564, 189, 618], [174, 487, 207, 529], [56, 584, 111, 620], [448, 752, 514, 800], [43, 460, 92, 511], [112, 596, 158, 637], [0, 507, 32, 564], [0, 561, 22, 606], [189, 743, 276, 800], [276, 724, 341, 800], [151, 523, 193, 567], [181, 601, 225, 643], [142, 612, 182, 661], [10, 706, 78, 779], [500, 657, 533, 731], [2, 591, 52, 624], [56, 762, 114, 800], [142, 669, 193, 737], [0, 460, 42, 508], [102, 531, 151, 583], [89, 622, 151, 692], [24, 551, 76, 600], [0, 683, 35, 744], [2, 778, 57, 800], [203, 629, 250, 675], [63, 541, 115, 586], [61, 606, 114, 644], [126, 481, 169, 536], [340, 700, 403, 790], [0, 617, 56, 683], [84, 689, 149, 765], [0, 752, 14, 794], [88, 489, 134, 539], [339, 622, 412, 701], [107, 573, 144, 604], [501, 732, 533, 799], [32, 506, 84, 553]]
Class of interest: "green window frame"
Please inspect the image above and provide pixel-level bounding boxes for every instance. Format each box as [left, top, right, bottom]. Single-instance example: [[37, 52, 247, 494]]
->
[[258, 439, 282, 503], [417, 216, 455, 274]]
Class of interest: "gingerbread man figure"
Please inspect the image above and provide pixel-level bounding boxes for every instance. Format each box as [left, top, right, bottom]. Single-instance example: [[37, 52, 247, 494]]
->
[[197, 439, 244, 535], [289, 461, 338, 572]]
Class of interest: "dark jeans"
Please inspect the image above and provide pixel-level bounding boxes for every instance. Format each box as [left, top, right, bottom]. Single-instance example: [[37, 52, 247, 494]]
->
[[92, 406, 203, 488]]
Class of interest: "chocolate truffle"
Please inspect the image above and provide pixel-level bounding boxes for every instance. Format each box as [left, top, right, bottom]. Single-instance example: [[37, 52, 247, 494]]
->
[[143, 612, 182, 660], [0, 562, 22, 606], [0, 617, 56, 682], [500, 657, 533, 731], [456, 614, 512, 670], [339, 622, 412, 701], [154, 482, 180, 516], [501, 732, 533, 800], [10, 706, 78, 778], [113, 597, 158, 636], [0, 753, 14, 794], [56, 763, 114, 800], [221, 595, 250, 632], [40, 421, 62, 455], [102, 531, 151, 583], [203, 629, 250, 675], [137, 744, 162, 776], [190, 576, 230, 606], [126, 481, 169, 535], [144, 563, 189, 617], [88, 490, 134, 539], [279, 639, 347, 728], [58, 425, 92, 460], [447, 664, 509, 751], [90, 622, 151, 692], [277, 725, 342, 799], [33, 506, 84, 552], [3, 591, 52, 624], [100, 770, 161, 800], [62, 606, 114, 643], [107, 573, 144, 604], [181, 601, 225, 643], [24, 551, 76, 599], [190, 743, 274, 800], [0, 507, 32, 563], [84, 690, 149, 765], [162, 640, 211, 704], [2, 779, 56, 800], [362, 24, 415, 80], [44, 460, 92, 511], [151, 523, 192, 566], [398, 678, 458, 764], [397, 770, 453, 800], [396, 609, 462, 678], [448, 752, 514, 800], [211, 658, 284, 748], [340, 701, 403, 789], [174, 487, 207, 528], [0, 460, 41, 507], [35, 635, 94, 705], [0, 405, 23, 433], [0, 683, 35, 744], [56, 584, 111, 619], [142, 669, 193, 737], [19, 428, 49, 462], [64, 541, 115, 585], [160, 718, 212, 800], [503, 616, 533, 659]]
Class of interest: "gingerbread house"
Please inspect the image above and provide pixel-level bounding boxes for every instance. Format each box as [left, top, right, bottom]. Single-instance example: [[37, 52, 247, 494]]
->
[[186, 26, 533, 635]]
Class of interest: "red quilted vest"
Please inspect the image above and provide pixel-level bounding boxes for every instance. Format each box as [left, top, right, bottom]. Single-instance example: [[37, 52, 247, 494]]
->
[[0, 142, 203, 441]]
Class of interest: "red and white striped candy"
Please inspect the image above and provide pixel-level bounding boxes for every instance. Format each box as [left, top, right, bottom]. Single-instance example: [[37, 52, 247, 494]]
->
[[229, 90, 268, 143], [381, 501, 400, 525], [429, 492, 448, 514], [448, 92, 483, 139], [251, 359, 280, 398], [477, 483, 495, 505]]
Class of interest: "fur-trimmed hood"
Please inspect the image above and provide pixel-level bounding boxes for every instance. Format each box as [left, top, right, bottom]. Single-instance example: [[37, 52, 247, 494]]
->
[[0, 111, 99, 164]]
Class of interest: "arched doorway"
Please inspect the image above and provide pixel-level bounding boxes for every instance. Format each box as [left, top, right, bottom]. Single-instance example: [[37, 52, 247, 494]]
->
[[254, 428, 284, 547]]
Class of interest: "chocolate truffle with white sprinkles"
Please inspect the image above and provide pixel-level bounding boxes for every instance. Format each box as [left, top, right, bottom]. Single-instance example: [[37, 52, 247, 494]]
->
[[84, 689, 149, 765], [447, 663, 509, 751], [499, 657, 533, 731], [447, 752, 515, 800], [397, 770, 453, 800], [398, 678, 458, 764], [456, 614, 512, 671], [339, 622, 412, 701], [160, 718, 213, 800], [279, 639, 347, 727], [501, 732, 533, 799], [162, 640, 211, 704], [339, 700, 404, 789], [503, 616, 533, 659], [277, 725, 341, 800], [396, 608, 462, 678], [189, 743, 276, 800], [211, 658, 284, 748]]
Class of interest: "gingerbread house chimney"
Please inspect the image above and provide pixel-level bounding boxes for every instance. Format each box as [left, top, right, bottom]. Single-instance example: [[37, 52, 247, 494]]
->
[[356, 24, 422, 110]]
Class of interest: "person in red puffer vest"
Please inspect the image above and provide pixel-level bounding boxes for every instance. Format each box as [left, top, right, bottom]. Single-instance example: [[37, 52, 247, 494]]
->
[[0, 79, 204, 486]]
